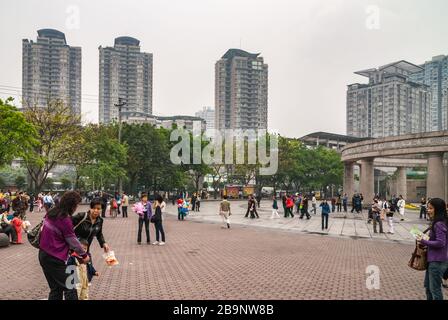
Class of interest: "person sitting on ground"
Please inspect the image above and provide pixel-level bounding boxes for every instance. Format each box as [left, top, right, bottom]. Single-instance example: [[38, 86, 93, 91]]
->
[[0, 208, 18, 243]]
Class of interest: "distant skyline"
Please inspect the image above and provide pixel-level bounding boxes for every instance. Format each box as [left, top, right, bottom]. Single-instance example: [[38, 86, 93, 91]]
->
[[1, 0, 448, 138]]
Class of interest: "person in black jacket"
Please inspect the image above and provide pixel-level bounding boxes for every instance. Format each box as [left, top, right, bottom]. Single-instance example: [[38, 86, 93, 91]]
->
[[72, 198, 110, 253], [152, 194, 166, 246]]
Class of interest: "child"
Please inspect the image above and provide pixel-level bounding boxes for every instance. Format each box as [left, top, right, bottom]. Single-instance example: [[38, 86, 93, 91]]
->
[[67, 239, 99, 300], [11, 212, 24, 244]]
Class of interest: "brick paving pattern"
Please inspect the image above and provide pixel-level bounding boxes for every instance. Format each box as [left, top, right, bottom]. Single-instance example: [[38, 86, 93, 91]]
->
[[0, 201, 437, 300]]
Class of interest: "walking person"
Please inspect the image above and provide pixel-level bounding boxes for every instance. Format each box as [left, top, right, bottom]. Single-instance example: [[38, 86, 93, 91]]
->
[[416, 198, 448, 300], [219, 195, 231, 228], [397, 195, 406, 221], [281, 194, 287, 218], [320, 199, 331, 230], [311, 194, 317, 215], [420, 197, 427, 220], [152, 195, 166, 245], [271, 196, 280, 219], [285, 195, 294, 218], [299, 196, 311, 219], [72, 198, 110, 253], [132, 193, 152, 245], [38, 191, 89, 300], [121, 192, 129, 218]]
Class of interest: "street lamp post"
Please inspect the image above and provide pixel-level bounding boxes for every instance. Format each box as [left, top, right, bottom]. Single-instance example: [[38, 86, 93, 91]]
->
[[114, 98, 127, 194]]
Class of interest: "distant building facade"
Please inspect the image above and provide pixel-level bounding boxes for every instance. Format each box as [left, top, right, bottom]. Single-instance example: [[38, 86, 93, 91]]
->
[[347, 61, 430, 138], [22, 29, 81, 115], [410, 55, 448, 131], [99, 36, 153, 124], [215, 49, 268, 131], [121, 111, 206, 131], [195, 107, 215, 131]]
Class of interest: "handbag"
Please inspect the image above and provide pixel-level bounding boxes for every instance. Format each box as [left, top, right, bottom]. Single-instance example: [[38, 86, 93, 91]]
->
[[27, 220, 44, 249], [408, 228, 430, 271]]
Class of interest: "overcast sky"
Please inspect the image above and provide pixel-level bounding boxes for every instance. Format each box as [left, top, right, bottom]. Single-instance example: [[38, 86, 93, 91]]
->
[[1, 0, 447, 138]]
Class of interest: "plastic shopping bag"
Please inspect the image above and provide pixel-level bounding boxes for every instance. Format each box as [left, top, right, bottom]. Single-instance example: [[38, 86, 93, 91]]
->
[[103, 250, 119, 266]]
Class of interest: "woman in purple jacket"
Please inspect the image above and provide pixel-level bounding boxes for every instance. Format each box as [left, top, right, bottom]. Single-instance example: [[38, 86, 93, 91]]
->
[[417, 197, 448, 300], [38, 191, 89, 300]]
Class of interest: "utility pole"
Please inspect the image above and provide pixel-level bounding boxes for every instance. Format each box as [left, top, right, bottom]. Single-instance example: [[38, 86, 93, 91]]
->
[[114, 98, 126, 194]]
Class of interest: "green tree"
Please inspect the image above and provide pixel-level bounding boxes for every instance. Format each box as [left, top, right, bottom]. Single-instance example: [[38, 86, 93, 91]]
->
[[60, 177, 72, 190], [22, 100, 82, 193], [0, 98, 38, 166], [14, 176, 27, 190]]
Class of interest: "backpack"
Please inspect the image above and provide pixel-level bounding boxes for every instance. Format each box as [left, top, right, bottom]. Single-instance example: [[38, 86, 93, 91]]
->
[[112, 200, 118, 209]]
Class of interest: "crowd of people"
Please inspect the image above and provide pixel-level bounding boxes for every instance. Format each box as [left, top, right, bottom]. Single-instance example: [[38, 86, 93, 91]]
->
[[1, 186, 447, 300]]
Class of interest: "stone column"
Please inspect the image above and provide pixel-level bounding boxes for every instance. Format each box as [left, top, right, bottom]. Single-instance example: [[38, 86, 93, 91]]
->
[[395, 167, 407, 200], [343, 161, 355, 199], [360, 158, 374, 202], [427, 152, 445, 199]]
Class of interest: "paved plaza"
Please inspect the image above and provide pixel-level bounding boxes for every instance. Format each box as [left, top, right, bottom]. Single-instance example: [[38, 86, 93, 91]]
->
[[0, 200, 439, 300]]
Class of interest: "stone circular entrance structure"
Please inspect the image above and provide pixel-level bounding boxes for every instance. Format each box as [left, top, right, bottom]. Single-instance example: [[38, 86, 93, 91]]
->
[[341, 131, 448, 201]]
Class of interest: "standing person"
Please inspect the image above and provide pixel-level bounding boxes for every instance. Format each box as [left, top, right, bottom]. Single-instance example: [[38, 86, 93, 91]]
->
[[72, 198, 110, 253], [320, 199, 331, 230], [66, 239, 99, 300], [416, 198, 448, 300], [383, 198, 394, 234], [195, 194, 201, 212], [133, 193, 152, 245], [29, 193, 35, 213], [121, 192, 129, 218], [37, 194, 43, 213], [271, 196, 280, 219], [177, 197, 184, 220], [336, 195, 342, 212], [110, 198, 118, 218], [100, 192, 108, 218], [38, 191, 89, 300], [191, 193, 197, 212], [420, 197, 427, 220], [256, 193, 262, 208], [311, 194, 317, 215], [219, 195, 231, 228], [331, 197, 336, 213], [12, 191, 29, 220], [299, 196, 311, 219], [114, 192, 122, 215], [372, 199, 384, 234], [397, 195, 406, 221], [152, 195, 166, 245], [342, 193, 348, 212]]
